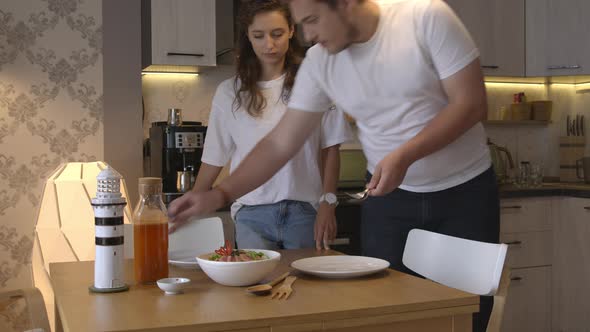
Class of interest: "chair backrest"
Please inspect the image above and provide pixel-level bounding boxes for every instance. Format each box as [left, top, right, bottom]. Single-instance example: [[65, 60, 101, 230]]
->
[[402, 229, 508, 296], [168, 216, 225, 260]]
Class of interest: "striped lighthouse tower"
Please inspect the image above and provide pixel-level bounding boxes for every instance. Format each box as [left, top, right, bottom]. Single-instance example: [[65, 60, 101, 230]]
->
[[89, 167, 129, 293]]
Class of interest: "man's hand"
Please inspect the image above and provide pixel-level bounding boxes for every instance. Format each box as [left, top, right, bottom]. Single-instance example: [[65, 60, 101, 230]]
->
[[314, 203, 337, 250], [168, 189, 225, 233], [366, 149, 411, 196]]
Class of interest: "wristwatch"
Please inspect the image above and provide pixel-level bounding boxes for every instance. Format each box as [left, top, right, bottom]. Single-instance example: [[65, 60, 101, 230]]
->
[[319, 193, 339, 207]]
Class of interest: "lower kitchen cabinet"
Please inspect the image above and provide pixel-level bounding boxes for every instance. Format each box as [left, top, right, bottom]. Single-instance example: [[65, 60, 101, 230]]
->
[[333, 203, 362, 255], [499, 197, 554, 332], [502, 266, 552, 332], [552, 197, 590, 332]]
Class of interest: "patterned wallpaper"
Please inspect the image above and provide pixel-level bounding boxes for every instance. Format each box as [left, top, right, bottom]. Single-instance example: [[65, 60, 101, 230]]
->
[[0, 0, 103, 290]]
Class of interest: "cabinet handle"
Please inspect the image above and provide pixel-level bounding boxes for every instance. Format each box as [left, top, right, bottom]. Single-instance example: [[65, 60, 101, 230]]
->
[[329, 238, 350, 245], [501, 205, 522, 209], [510, 276, 523, 281], [547, 65, 581, 70], [506, 241, 522, 246], [167, 52, 204, 57], [584, 207, 590, 210], [482, 65, 499, 69]]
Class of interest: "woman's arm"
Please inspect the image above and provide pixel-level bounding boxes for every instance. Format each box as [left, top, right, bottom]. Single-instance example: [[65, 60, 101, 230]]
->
[[320, 144, 340, 195], [315, 144, 340, 249], [193, 163, 223, 193]]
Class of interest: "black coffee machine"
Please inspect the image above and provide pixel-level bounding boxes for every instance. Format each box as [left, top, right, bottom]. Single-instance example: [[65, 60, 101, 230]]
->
[[147, 109, 207, 205]]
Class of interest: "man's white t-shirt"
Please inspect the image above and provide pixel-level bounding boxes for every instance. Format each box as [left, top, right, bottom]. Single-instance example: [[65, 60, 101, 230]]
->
[[202, 74, 353, 215], [288, 0, 491, 193]]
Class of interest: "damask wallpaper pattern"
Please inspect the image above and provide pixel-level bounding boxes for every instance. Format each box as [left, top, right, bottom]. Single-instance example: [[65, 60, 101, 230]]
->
[[0, 0, 103, 290]]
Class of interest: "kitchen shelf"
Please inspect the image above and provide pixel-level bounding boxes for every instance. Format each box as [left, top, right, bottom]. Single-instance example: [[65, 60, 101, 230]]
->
[[483, 120, 551, 126]]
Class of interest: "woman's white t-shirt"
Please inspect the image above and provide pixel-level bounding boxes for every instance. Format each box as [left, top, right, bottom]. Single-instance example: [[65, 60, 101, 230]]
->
[[202, 74, 353, 215], [288, 0, 491, 193]]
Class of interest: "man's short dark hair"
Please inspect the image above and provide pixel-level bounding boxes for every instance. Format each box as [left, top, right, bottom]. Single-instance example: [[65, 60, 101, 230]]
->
[[281, 0, 339, 9], [317, 0, 339, 9]]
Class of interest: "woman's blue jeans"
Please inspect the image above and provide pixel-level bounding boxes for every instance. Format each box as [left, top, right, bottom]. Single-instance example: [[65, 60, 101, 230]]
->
[[234, 200, 317, 250]]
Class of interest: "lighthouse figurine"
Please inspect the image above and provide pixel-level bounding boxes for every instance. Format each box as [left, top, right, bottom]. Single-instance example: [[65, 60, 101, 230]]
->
[[89, 166, 129, 293]]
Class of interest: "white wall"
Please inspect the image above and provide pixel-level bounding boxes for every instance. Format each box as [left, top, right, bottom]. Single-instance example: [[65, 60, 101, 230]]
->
[[141, 65, 235, 137]]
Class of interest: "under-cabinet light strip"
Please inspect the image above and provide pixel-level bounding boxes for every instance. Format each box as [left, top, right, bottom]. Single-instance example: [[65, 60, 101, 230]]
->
[[141, 71, 199, 76]]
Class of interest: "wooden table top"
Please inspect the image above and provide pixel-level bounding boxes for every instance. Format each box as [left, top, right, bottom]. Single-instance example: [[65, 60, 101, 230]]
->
[[49, 249, 479, 332]]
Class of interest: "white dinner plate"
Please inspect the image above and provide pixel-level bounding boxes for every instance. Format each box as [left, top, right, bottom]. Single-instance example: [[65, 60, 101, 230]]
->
[[168, 255, 201, 269], [291, 256, 390, 278]]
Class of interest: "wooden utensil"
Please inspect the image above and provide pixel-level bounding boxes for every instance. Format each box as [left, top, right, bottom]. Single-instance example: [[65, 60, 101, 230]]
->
[[271, 276, 297, 300], [246, 271, 290, 296]]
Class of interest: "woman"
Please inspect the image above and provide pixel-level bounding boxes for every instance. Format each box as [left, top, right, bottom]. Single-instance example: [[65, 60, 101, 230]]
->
[[187, 0, 351, 250]]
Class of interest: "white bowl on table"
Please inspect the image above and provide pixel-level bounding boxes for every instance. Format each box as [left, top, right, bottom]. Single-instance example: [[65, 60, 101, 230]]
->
[[157, 277, 191, 295], [196, 249, 280, 286]]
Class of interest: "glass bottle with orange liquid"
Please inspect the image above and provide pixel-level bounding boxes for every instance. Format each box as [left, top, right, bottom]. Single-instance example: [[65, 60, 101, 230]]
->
[[133, 177, 168, 283]]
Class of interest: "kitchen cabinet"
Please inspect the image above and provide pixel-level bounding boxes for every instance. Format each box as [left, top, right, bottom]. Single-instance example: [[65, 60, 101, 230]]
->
[[499, 197, 554, 332], [526, 0, 590, 76], [141, 0, 234, 69], [445, 0, 525, 77], [502, 266, 552, 332], [551, 197, 590, 332], [333, 202, 362, 255], [446, 0, 590, 77]]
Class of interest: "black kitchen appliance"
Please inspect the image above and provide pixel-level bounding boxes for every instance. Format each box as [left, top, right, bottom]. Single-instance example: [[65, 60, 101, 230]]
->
[[147, 109, 207, 205]]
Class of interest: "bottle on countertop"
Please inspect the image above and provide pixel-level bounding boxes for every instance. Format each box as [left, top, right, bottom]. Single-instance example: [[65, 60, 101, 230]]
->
[[133, 177, 169, 284]]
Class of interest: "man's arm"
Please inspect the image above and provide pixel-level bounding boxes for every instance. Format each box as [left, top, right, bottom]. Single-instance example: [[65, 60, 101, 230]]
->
[[168, 163, 223, 232], [368, 59, 487, 195], [315, 144, 340, 249], [168, 109, 324, 223]]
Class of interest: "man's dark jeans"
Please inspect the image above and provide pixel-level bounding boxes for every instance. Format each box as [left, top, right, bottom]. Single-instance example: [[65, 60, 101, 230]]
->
[[361, 167, 500, 332]]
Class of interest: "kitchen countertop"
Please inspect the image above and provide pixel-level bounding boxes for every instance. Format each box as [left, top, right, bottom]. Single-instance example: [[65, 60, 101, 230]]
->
[[337, 183, 590, 202], [499, 182, 590, 199], [218, 183, 590, 209]]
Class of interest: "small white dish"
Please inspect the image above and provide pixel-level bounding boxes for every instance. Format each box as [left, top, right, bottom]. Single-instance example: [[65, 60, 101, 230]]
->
[[157, 277, 191, 295]]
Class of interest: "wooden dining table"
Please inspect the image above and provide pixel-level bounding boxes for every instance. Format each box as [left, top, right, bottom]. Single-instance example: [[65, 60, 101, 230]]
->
[[50, 249, 479, 332]]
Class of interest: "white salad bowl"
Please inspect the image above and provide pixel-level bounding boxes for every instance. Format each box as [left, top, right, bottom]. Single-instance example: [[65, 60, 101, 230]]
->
[[196, 249, 281, 286]]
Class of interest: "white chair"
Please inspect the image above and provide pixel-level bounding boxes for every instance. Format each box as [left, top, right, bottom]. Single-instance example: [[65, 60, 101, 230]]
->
[[402, 229, 510, 332], [168, 216, 225, 264]]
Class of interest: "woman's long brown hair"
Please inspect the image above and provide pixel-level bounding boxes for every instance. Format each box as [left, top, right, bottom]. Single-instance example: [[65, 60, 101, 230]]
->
[[233, 0, 303, 117]]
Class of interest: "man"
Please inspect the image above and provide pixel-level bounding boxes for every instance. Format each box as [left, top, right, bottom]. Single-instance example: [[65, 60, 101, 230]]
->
[[169, 1, 498, 330]]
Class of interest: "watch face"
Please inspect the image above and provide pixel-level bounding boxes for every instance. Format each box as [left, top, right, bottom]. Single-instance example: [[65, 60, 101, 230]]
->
[[325, 193, 337, 204]]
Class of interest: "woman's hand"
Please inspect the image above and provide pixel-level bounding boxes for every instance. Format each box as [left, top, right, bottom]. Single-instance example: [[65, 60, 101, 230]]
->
[[314, 203, 337, 250]]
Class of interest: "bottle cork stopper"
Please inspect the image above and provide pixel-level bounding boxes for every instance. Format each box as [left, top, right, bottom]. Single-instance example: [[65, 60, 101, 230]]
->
[[138, 177, 162, 195], [138, 177, 162, 185]]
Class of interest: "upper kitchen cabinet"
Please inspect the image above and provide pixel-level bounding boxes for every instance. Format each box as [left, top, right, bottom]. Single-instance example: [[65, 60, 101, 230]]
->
[[447, 0, 590, 77], [141, 0, 234, 70], [445, 0, 525, 77], [526, 0, 590, 76]]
